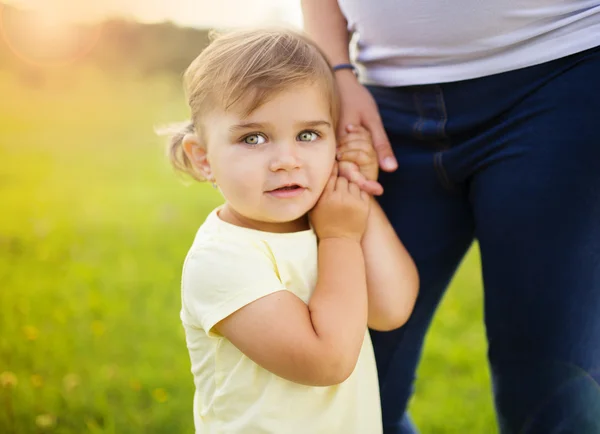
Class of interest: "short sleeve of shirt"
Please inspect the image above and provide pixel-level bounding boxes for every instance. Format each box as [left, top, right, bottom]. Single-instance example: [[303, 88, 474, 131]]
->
[[181, 236, 286, 334]]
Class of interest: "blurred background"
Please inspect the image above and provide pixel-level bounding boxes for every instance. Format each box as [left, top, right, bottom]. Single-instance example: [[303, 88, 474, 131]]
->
[[0, 1, 495, 432]]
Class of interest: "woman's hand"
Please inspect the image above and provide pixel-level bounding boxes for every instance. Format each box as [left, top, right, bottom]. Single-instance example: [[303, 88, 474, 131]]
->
[[335, 71, 397, 195]]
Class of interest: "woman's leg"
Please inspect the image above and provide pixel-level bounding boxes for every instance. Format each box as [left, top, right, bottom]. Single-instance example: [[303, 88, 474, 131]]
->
[[435, 46, 600, 432], [369, 85, 475, 433], [472, 47, 600, 433]]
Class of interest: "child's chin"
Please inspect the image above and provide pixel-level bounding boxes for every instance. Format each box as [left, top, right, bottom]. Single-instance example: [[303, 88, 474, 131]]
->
[[267, 208, 311, 224]]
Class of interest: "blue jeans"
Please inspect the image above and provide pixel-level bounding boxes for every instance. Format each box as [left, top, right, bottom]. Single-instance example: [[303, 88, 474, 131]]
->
[[368, 45, 600, 434]]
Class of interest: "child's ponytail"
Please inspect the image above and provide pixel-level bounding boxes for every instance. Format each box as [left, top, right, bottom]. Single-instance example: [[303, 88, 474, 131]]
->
[[158, 121, 206, 182]]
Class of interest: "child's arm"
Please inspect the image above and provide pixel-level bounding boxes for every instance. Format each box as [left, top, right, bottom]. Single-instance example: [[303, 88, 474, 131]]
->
[[362, 198, 419, 331], [338, 126, 420, 331], [215, 168, 371, 387]]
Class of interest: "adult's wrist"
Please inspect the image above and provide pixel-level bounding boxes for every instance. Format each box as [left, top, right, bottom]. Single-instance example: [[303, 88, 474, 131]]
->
[[332, 62, 359, 79], [333, 67, 361, 85], [332, 63, 358, 75]]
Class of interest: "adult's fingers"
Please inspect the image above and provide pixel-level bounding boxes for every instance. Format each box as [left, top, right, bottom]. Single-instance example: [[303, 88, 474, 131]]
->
[[364, 115, 398, 172], [343, 124, 371, 139], [337, 111, 360, 140]]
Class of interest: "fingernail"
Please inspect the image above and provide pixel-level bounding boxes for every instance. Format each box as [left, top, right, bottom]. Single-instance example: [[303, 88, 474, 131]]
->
[[383, 157, 397, 170]]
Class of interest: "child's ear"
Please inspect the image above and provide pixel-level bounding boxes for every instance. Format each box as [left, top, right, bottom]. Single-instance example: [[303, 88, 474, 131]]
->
[[182, 134, 213, 180]]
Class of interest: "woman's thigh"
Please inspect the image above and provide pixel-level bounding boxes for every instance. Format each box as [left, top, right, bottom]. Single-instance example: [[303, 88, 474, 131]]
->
[[467, 46, 600, 433], [369, 84, 475, 432]]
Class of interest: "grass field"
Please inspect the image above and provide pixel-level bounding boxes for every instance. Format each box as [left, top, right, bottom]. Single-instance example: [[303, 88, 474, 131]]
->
[[0, 69, 497, 433]]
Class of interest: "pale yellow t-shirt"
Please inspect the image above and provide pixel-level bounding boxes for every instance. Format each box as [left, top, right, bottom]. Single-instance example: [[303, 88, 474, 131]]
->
[[180, 207, 382, 434]]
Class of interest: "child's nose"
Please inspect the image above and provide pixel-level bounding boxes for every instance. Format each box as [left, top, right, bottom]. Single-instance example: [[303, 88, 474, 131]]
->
[[269, 143, 301, 171]]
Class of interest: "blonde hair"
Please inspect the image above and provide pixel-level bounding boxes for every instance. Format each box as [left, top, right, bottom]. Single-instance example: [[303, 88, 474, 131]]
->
[[165, 28, 339, 182]]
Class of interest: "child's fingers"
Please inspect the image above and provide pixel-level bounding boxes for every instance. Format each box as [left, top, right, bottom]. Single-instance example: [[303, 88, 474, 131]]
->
[[342, 124, 371, 144], [324, 164, 338, 192], [329, 162, 339, 182], [335, 174, 349, 192], [336, 149, 373, 166], [332, 162, 339, 177], [338, 133, 372, 150], [348, 180, 360, 197], [338, 161, 364, 184], [338, 162, 384, 196], [362, 179, 384, 196], [350, 174, 384, 196]]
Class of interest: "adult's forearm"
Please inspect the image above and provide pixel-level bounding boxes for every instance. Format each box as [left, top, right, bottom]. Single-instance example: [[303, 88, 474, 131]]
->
[[301, 0, 351, 65]]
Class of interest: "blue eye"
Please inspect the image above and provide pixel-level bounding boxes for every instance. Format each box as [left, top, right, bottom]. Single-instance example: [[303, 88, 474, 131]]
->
[[297, 131, 319, 142], [243, 134, 266, 145]]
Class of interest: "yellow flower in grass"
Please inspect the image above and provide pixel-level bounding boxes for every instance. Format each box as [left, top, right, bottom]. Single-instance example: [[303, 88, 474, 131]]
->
[[0, 371, 18, 388], [23, 325, 39, 341], [152, 388, 169, 403], [35, 414, 56, 429], [31, 374, 44, 388]]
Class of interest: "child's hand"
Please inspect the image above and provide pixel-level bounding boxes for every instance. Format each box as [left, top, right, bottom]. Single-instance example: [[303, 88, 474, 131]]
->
[[309, 164, 370, 242], [337, 125, 384, 196]]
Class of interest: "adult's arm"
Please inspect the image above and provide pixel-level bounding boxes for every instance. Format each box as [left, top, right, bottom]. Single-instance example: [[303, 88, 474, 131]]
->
[[302, 0, 398, 173]]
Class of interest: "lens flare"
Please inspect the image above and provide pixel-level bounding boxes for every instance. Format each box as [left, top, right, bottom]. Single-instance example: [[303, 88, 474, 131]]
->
[[0, 3, 102, 67]]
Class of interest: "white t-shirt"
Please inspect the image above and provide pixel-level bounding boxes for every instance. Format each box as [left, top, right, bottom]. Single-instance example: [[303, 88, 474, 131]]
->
[[180, 207, 382, 433], [338, 0, 600, 85]]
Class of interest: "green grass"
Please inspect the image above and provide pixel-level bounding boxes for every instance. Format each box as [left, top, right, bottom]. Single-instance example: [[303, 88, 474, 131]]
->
[[0, 69, 496, 433]]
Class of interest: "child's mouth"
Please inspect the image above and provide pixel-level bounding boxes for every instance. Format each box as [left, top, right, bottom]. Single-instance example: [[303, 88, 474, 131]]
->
[[267, 184, 305, 198]]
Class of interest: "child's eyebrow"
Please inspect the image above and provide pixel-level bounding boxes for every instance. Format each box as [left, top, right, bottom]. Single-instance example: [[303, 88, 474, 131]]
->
[[229, 122, 268, 133], [297, 120, 331, 129]]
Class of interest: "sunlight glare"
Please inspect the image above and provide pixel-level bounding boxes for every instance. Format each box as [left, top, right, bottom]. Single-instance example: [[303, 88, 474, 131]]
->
[[0, 2, 102, 67]]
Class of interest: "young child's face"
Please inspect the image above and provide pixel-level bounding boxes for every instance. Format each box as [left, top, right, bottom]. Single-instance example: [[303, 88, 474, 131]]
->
[[203, 83, 336, 229]]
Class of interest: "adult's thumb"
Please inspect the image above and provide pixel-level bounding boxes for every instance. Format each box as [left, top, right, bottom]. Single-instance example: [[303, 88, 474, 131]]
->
[[367, 118, 397, 172]]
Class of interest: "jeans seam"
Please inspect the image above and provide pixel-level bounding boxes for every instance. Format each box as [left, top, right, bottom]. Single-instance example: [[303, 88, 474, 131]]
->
[[434, 152, 456, 192], [435, 85, 449, 139], [412, 92, 425, 139]]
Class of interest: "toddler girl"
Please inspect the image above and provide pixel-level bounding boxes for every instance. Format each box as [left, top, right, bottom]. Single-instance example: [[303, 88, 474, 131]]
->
[[167, 28, 419, 433]]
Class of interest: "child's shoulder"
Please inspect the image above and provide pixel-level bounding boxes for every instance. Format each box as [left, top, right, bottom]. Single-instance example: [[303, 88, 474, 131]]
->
[[187, 233, 271, 266], [181, 211, 285, 310], [190, 209, 270, 256], [183, 209, 275, 276], [185, 207, 317, 279]]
